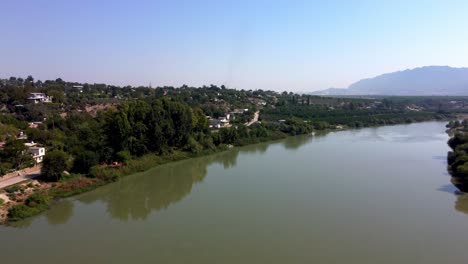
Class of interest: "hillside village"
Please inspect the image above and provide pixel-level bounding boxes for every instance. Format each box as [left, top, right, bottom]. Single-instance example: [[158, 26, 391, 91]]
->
[[1, 76, 468, 180]]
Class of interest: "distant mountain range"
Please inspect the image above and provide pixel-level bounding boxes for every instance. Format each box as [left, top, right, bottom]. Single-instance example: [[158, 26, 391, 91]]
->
[[310, 66, 468, 96]]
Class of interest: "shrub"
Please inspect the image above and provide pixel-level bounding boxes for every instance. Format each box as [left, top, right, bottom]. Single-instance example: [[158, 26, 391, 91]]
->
[[8, 204, 37, 221], [186, 137, 203, 154], [89, 165, 119, 181], [5, 185, 20, 194], [25, 192, 50, 208], [116, 150, 131, 164], [7, 191, 50, 221], [51, 177, 103, 198]]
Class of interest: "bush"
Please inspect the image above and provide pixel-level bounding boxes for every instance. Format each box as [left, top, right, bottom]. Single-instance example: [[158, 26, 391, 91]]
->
[[7, 191, 50, 221], [8, 205, 38, 221], [51, 177, 103, 198], [186, 137, 203, 154], [89, 165, 119, 181], [0, 198, 4, 206], [25, 192, 50, 208], [116, 150, 131, 164], [5, 185, 20, 194]]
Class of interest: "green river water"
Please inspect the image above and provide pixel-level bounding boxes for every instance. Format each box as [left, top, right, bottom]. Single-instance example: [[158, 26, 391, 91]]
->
[[2, 121, 468, 263]]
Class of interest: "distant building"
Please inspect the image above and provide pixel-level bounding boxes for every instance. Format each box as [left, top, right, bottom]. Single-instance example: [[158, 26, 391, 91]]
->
[[209, 116, 230, 129], [27, 93, 52, 104], [24, 141, 38, 147], [17, 131, 27, 140], [24, 141, 45, 163], [28, 147, 45, 163], [72, 85, 84, 92], [28, 122, 42, 129], [231, 108, 249, 114]]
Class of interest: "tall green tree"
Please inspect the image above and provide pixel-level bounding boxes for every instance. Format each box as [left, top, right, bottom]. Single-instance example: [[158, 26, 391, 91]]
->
[[41, 150, 70, 181]]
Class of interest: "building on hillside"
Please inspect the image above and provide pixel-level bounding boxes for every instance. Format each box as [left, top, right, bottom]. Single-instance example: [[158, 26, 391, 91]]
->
[[28, 122, 42, 129], [231, 108, 249, 114], [17, 131, 27, 140], [209, 116, 230, 129], [24, 141, 38, 147], [28, 147, 45, 163], [72, 85, 84, 92], [27, 93, 52, 104]]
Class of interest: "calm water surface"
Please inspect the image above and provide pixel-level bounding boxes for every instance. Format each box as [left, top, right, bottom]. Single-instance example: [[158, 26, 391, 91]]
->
[[2, 121, 468, 263]]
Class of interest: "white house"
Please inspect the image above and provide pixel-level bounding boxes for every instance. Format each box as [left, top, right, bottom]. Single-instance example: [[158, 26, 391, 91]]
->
[[17, 131, 27, 140], [24, 141, 38, 147], [28, 147, 45, 163], [27, 93, 53, 104], [232, 108, 249, 114], [209, 117, 230, 129], [72, 85, 84, 92]]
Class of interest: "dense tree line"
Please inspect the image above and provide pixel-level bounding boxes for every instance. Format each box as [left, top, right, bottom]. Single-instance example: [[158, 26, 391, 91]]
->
[[262, 104, 449, 129], [446, 119, 468, 192], [27, 97, 306, 180], [447, 129, 468, 192]]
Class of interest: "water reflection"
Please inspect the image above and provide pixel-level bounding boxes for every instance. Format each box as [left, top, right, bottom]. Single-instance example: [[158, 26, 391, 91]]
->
[[75, 137, 313, 222], [455, 193, 468, 215], [438, 184, 468, 215], [7, 135, 315, 226], [282, 134, 314, 150], [450, 177, 468, 193], [77, 157, 211, 221], [45, 200, 74, 225]]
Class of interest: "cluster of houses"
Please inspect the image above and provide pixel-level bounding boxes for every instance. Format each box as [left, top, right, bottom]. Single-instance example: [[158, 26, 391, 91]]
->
[[0, 132, 46, 164], [208, 108, 249, 129], [248, 98, 267, 106]]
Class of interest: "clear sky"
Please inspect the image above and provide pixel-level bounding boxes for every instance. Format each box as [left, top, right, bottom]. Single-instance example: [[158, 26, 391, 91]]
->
[[1, 0, 468, 91]]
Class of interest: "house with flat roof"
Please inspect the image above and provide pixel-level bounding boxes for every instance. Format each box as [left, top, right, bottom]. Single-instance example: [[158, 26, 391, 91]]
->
[[27, 93, 52, 104], [28, 146, 45, 163]]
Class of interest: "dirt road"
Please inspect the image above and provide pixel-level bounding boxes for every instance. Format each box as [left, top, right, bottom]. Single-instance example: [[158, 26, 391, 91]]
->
[[0, 169, 41, 189], [246, 111, 260, 126]]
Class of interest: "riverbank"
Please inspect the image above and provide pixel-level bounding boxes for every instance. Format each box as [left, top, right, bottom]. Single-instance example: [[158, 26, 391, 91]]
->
[[446, 118, 468, 192], [0, 117, 452, 225]]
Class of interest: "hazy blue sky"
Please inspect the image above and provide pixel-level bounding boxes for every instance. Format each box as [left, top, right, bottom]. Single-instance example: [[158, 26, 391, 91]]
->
[[1, 0, 467, 91]]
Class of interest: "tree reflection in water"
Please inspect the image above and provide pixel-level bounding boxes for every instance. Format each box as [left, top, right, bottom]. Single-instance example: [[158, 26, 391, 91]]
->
[[11, 136, 315, 226], [10, 200, 75, 228], [76, 141, 284, 222], [455, 192, 468, 215], [45, 200, 74, 225], [282, 134, 315, 150]]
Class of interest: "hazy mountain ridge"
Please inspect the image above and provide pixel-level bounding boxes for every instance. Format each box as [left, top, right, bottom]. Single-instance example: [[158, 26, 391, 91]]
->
[[311, 66, 468, 96]]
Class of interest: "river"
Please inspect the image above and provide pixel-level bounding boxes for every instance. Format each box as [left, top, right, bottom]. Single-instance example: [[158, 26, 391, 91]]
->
[[2, 121, 468, 263]]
